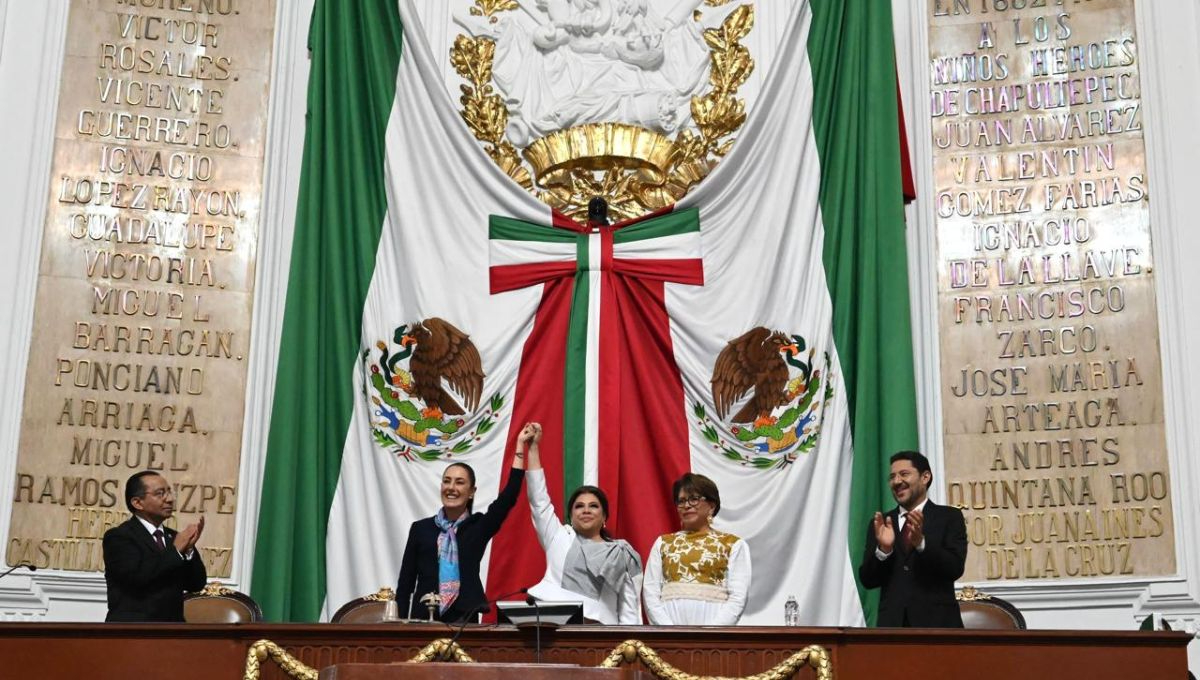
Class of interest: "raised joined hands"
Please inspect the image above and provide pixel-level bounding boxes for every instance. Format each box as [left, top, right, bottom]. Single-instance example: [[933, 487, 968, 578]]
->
[[513, 422, 543, 470]]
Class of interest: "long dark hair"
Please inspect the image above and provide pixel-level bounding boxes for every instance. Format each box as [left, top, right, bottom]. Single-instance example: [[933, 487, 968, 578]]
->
[[444, 462, 477, 514], [567, 485, 613, 541]]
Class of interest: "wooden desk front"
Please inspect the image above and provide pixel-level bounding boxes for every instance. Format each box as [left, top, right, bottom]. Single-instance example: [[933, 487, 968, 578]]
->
[[0, 623, 1188, 680], [318, 662, 653, 680]]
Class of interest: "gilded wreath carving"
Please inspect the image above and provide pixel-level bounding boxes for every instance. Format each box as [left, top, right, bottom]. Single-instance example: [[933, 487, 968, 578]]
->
[[452, 0, 755, 222]]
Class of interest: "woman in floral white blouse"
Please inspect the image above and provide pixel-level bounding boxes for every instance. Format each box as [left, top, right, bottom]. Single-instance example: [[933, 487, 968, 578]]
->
[[643, 472, 752, 625]]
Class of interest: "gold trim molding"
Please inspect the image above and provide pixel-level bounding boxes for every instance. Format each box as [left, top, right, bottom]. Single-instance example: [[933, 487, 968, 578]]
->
[[600, 639, 833, 680], [242, 638, 831, 680], [365, 587, 396, 602], [199, 583, 238, 597], [243, 640, 318, 680], [956, 585, 993, 602], [525, 123, 676, 189], [242, 639, 476, 680]]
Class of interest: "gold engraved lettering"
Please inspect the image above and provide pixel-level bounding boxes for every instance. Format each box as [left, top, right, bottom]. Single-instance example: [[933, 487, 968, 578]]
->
[[11, 0, 262, 577], [200, 545, 234, 578], [71, 437, 190, 471], [65, 506, 127, 539], [56, 398, 201, 434]]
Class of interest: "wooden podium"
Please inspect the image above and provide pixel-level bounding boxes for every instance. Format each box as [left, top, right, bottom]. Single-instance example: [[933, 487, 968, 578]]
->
[[319, 663, 651, 680]]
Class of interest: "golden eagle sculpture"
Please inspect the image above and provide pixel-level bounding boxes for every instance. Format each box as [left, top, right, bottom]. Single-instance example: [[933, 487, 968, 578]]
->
[[711, 327, 803, 424], [397, 317, 484, 416]]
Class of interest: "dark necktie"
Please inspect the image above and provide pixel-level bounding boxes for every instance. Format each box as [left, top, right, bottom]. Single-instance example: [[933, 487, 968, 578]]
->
[[153, 529, 166, 551]]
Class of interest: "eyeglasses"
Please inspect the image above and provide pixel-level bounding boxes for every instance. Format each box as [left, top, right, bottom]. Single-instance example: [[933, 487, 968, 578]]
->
[[142, 488, 173, 499], [675, 495, 706, 508]]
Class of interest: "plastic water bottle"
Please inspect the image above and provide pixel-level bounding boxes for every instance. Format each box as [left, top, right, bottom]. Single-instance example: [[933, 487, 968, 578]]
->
[[784, 595, 799, 626]]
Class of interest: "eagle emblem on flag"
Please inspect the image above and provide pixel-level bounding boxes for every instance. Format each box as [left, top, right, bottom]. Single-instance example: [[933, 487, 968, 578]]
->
[[364, 318, 506, 462], [696, 329, 835, 470]]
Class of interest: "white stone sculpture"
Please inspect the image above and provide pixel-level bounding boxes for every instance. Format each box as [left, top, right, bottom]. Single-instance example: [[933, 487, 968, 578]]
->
[[455, 0, 725, 147]]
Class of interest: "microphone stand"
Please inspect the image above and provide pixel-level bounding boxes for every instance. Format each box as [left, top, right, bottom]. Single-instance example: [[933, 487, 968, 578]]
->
[[0, 564, 36, 582], [526, 594, 543, 664], [441, 587, 528, 662]]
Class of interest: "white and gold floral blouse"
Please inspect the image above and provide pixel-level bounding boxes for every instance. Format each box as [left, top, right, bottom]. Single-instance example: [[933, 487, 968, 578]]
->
[[643, 528, 752, 625], [658, 529, 742, 602]]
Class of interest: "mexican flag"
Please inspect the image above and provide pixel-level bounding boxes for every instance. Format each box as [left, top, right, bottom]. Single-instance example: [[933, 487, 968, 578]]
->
[[251, 0, 917, 626]]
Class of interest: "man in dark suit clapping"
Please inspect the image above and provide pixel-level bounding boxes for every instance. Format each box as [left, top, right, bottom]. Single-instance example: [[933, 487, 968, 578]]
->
[[859, 450, 967, 627], [103, 471, 207, 622]]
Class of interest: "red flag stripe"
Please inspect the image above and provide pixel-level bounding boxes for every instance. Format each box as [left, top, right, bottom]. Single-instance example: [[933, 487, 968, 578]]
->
[[490, 261, 577, 294], [611, 258, 704, 285], [483, 276, 574, 619], [602, 273, 692, 567]]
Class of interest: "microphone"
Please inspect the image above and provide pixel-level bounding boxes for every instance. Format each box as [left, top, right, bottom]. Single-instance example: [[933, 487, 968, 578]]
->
[[0, 564, 36, 582], [441, 587, 529, 661]]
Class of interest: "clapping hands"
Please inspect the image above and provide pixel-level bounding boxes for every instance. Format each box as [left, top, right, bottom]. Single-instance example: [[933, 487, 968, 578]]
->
[[872, 511, 895, 553], [172, 515, 205, 555]]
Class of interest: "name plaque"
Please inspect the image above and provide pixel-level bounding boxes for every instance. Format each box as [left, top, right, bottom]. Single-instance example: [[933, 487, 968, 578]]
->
[[929, 0, 1175, 581], [6, 0, 276, 578]]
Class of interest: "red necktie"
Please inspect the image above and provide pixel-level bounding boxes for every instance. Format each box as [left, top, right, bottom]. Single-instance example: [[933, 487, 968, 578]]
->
[[899, 516, 916, 554], [153, 529, 166, 551]]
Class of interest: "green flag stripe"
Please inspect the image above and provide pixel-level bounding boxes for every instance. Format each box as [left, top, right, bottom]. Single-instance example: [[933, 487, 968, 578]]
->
[[562, 234, 590, 500], [251, 0, 403, 622], [489, 215, 579, 243], [808, 0, 919, 626], [611, 207, 701, 244]]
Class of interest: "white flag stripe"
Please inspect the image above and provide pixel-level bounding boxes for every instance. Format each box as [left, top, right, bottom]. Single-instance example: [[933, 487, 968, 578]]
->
[[583, 232, 603, 485], [612, 230, 702, 261], [490, 237, 578, 268]]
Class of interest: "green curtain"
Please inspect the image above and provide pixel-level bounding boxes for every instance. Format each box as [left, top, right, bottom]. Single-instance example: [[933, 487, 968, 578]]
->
[[809, 0, 921, 625], [250, 0, 403, 622]]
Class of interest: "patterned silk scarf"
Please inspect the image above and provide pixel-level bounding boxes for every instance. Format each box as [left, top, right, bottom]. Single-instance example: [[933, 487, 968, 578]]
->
[[434, 509, 467, 614]]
